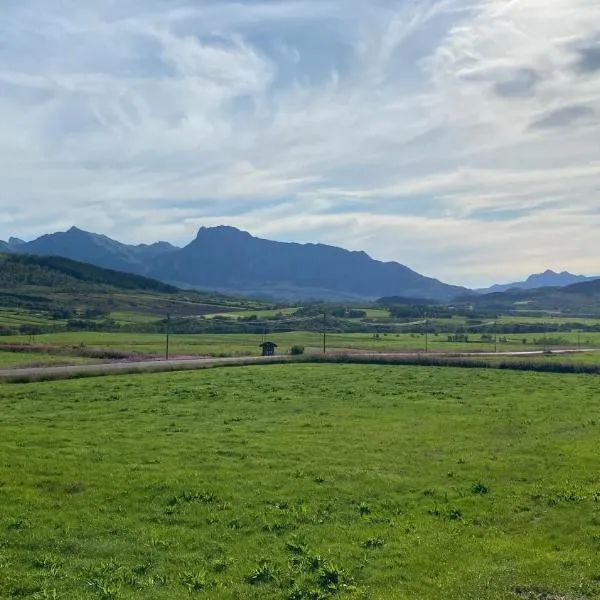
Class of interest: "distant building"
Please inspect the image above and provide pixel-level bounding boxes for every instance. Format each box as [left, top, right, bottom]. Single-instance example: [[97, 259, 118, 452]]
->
[[259, 341, 278, 356]]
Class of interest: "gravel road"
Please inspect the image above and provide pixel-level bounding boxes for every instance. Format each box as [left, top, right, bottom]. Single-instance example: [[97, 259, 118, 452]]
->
[[0, 348, 597, 383], [0, 355, 275, 381]]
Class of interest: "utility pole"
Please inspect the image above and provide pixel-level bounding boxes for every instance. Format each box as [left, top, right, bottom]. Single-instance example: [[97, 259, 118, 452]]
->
[[424, 316, 429, 353], [165, 313, 170, 361], [494, 320, 498, 353], [542, 327, 547, 352], [323, 312, 327, 354]]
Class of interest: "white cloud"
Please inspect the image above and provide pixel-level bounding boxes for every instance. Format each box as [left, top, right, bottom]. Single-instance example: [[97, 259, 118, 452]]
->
[[0, 0, 599, 286]]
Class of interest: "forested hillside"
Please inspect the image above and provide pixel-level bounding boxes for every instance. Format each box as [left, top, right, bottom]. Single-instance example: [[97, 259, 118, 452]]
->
[[0, 254, 178, 292]]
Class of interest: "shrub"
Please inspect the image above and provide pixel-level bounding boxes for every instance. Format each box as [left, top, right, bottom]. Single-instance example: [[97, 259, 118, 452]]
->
[[317, 562, 354, 594], [285, 536, 308, 555], [287, 585, 328, 600], [446, 509, 462, 521], [210, 557, 230, 573], [290, 345, 305, 356], [245, 561, 276, 585], [180, 570, 208, 592], [471, 482, 489, 495], [358, 502, 371, 515], [361, 537, 385, 549]]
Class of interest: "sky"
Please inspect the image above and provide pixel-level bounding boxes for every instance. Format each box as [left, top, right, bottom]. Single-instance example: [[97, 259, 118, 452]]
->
[[1, 0, 599, 287]]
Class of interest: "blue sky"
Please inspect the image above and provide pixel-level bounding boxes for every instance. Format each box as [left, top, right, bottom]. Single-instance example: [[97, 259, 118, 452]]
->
[[1, 0, 599, 286]]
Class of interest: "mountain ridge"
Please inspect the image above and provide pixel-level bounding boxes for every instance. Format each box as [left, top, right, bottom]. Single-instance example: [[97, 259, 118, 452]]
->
[[3, 227, 179, 276], [1, 225, 465, 301], [477, 269, 599, 294], [152, 225, 466, 300]]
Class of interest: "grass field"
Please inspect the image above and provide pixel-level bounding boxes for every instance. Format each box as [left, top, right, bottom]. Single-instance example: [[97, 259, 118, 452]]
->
[[0, 351, 93, 368], [359, 309, 390, 319], [498, 315, 600, 326], [4, 330, 600, 361], [109, 312, 160, 325], [0, 309, 61, 328], [1, 364, 600, 599], [202, 308, 298, 320], [514, 351, 600, 364]]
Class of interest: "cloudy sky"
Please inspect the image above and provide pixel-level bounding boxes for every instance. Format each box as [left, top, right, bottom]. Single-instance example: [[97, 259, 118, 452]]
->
[[1, 0, 599, 286]]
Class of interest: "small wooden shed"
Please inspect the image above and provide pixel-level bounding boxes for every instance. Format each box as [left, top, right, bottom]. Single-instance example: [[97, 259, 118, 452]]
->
[[259, 341, 278, 356]]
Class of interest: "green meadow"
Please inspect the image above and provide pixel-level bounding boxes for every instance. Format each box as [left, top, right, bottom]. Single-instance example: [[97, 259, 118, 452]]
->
[[3, 329, 600, 361], [0, 351, 93, 368], [1, 364, 600, 599]]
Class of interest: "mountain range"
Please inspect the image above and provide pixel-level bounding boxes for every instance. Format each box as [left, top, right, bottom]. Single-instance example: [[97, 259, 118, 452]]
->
[[1, 226, 597, 302], [477, 270, 599, 294], [0, 228, 179, 274], [463, 277, 600, 315], [0, 226, 467, 301]]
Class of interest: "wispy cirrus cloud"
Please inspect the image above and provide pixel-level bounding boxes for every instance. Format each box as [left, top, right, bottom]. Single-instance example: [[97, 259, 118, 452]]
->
[[0, 0, 599, 286]]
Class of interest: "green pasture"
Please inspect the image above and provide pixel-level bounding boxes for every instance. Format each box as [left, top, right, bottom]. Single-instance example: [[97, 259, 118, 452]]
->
[[0, 308, 58, 327], [109, 312, 160, 325], [1, 364, 600, 599], [0, 351, 92, 368], [526, 351, 600, 364], [2, 330, 600, 360], [359, 309, 389, 319], [202, 308, 298, 320], [498, 315, 600, 326]]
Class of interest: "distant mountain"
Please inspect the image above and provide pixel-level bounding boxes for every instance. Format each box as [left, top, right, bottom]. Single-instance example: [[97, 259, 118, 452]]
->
[[463, 276, 600, 316], [15, 227, 178, 275], [478, 270, 598, 294], [136, 241, 179, 259], [3, 225, 465, 301], [149, 226, 465, 301], [562, 278, 600, 295], [0, 237, 23, 251]]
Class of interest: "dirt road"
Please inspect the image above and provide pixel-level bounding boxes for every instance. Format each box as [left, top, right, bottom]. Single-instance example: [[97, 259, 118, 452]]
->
[[0, 355, 277, 381], [0, 348, 597, 383]]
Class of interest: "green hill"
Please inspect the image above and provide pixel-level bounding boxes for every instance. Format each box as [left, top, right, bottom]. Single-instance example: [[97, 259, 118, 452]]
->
[[0, 253, 271, 335], [459, 278, 600, 316], [0, 253, 178, 293]]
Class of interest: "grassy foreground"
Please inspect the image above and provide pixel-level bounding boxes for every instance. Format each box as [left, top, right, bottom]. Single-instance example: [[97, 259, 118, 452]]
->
[[1, 364, 600, 599]]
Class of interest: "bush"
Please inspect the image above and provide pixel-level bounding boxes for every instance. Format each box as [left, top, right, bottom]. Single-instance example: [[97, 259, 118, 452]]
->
[[180, 570, 208, 592], [471, 482, 489, 495], [290, 345, 305, 356], [245, 561, 276, 585]]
